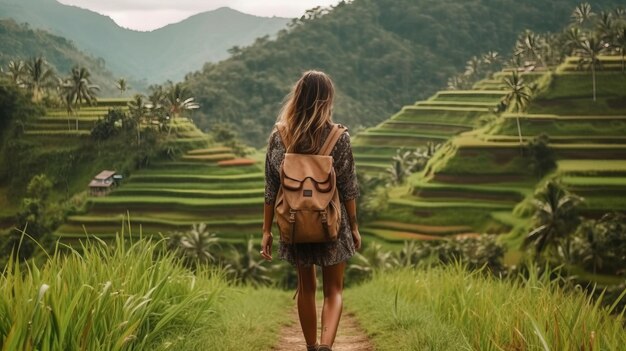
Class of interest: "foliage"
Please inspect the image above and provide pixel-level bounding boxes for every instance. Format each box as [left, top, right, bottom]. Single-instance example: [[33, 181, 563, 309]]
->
[[115, 78, 128, 96], [347, 235, 506, 283], [502, 71, 533, 146], [163, 81, 199, 119], [222, 237, 281, 287], [0, 234, 227, 351], [447, 51, 503, 90], [410, 235, 506, 274], [345, 265, 626, 351], [386, 145, 436, 186], [168, 223, 221, 268], [166, 228, 278, 287], [59, 66, 100, 131], [525, 133, 556, 177], [570, 212, 626, 275], [0, 20, 119, 95], [1, 174, 60, 262], [0, 81, 43, 146], [356, 172, 389, 223], [523, 180, 583, 258], [91, 109, 126, 141], [211, 122, 250, 156], [184, 0, 615, 146], [127, 94, 148, 145], [24, 56, 55, 103]]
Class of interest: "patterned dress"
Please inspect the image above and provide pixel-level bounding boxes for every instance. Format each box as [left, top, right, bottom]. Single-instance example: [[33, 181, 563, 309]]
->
[[264, 123, 360, 267]]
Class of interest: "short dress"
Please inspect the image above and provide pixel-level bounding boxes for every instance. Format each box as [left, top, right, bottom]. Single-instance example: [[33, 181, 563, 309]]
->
[[264, 123, 360, 267]]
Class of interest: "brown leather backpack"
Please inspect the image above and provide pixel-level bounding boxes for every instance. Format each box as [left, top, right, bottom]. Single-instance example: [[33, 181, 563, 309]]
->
[[274, 123, 345, 244]]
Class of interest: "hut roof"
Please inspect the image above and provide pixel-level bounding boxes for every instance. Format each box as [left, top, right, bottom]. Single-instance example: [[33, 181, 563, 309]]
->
[[94, 170, 116, 180]]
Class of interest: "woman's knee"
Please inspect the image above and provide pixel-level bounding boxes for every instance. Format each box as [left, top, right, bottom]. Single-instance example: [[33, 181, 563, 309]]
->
[[321, 263, 345, 297], [298, 265, 317, 293]]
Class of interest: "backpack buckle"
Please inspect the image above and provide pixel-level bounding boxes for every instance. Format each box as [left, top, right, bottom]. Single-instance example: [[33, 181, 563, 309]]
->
[[320, 210, 328, 223], [289, 209, 296, 222]]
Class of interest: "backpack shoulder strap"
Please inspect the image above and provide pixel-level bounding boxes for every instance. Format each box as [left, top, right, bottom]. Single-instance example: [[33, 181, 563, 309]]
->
[[319, 124, 345, 156], [275, 123, 289, 149]]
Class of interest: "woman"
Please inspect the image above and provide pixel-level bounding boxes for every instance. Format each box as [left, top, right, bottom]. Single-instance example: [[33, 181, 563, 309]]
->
[[260, 70, 361, 351]]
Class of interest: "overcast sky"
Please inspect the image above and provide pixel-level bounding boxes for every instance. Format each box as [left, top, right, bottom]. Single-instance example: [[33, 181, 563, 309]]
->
[[57, 0, 341, 31]]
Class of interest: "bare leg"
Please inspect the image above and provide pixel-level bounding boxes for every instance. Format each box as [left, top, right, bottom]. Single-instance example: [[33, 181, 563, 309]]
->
[[297, 264, 317, 346], [320, 261, 346, 347]]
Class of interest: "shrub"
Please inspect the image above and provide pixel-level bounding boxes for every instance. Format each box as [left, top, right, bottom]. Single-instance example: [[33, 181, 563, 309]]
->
[[570, 212, 626, 276], [526, 133, 556, 177], [91, 108, 126, 140]]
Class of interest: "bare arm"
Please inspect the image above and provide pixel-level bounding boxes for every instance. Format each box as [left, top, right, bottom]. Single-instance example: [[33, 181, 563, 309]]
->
[[344, 199, 361, 250], [260, 203, 275, 261]]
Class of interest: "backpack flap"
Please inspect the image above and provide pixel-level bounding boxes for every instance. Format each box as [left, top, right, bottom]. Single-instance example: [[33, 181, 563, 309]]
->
[[280, 153, 335, 210]]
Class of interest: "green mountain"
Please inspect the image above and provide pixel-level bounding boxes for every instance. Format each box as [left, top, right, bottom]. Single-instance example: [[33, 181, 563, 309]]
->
[[0, 0, 290, 83], [183, 0, 623, 146], [0, 19, 120, 95]]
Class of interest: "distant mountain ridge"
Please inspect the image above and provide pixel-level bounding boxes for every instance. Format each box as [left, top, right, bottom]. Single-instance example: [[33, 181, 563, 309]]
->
[[0, 19, 121, 95], [0, 0, 290, 83]]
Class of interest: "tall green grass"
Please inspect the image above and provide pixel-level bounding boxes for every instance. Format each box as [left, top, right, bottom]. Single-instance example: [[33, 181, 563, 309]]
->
[[345, 265, 626, 351], [0, 233, 234, 350]]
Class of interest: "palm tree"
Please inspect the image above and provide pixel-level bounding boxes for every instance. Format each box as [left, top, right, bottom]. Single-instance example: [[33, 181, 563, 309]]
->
[[482, 51, 500, 66], [224, 238, 276, 286], [163, 82, 199, 137], [447, 75, 471, 90], [347, 242, 395, 278], [177, 223, 221, 265], [62, 66, 100, 130], [577, 37, 606, 102], [147, 85, 166, 129], [6, 60, 27, 86], [564, 27, 584, 55], [515, 31, 548, 68], [115, 78, 129, 96], [58, 78, 74, 131], [464, 56, 483, 79], [481, 51, 501, 75], [596, 11, 615, 42], [523, 181, 582, 258], [128, 94, 149, 145], [386, 149, 417, 186], [502, 71, 532, 145], [571, 2, 594, 27], [164, 82, 200, 120], [614, 28, 626, 74], [25, 57, 55, 102]]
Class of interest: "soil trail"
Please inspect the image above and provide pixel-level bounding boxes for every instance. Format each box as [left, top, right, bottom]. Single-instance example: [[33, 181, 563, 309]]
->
[[273, 299, 374, 351]]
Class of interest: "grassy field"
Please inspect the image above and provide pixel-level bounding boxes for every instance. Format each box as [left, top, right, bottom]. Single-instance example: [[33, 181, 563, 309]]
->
[[346, 266, 626, 351], [0, 234, 290, 350]]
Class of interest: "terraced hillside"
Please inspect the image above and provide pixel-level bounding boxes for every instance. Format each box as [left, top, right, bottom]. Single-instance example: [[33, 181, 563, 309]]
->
[[356, 56, 626, 246], [25, 98, 129, 138], [55, 142, 264, 244], [352, 90, 506, 173]]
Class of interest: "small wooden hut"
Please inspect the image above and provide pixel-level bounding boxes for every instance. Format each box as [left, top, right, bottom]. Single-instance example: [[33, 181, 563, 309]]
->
[[89, 170, 116, 197]]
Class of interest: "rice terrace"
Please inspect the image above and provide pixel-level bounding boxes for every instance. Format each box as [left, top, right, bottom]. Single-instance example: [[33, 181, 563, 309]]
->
[[1, 0, 626, 350]]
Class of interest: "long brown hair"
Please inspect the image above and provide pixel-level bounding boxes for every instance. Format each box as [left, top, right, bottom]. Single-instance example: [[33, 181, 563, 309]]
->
[[276, 70, 335, 153]]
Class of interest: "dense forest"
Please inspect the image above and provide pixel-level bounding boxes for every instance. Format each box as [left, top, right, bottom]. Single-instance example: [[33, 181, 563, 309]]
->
[[184, 0, 623, 146], [0, 19, 121, 95]]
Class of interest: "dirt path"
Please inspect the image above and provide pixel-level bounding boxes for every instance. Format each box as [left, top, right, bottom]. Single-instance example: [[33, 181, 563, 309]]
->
[[273, 300, 374, 351]]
